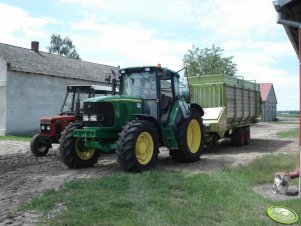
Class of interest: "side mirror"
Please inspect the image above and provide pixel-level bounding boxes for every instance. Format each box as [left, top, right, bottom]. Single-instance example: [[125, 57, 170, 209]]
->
[[185, 95, 190, 103], [105, 74, 111, 84], [184, 68, 188, 77]]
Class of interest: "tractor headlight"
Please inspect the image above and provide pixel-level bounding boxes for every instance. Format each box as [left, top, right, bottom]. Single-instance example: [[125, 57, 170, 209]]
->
[[90, 114, 97, 121], [83, 115, 89, 121], [41, 125, 45, 130], [46, 126, 51, 131]]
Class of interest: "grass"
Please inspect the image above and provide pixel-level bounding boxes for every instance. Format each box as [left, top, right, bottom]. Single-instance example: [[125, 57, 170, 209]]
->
[[277, 113, 300, 118], [0, 135, 31, 142], [25, 153, 301, 226], [277, 128, 299, 139]]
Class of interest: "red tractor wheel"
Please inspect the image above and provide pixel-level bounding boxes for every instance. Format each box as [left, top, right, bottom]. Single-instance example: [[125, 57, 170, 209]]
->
[[30, 134, 50, 156]]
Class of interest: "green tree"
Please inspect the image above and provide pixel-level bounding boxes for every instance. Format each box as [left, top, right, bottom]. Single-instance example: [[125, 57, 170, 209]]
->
[[47, 34, 81, 60], [183, 45, 237, 76]]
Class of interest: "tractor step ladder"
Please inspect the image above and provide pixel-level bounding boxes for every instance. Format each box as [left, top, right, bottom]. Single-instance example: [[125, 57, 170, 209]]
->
[[163, 126, 179, 150]]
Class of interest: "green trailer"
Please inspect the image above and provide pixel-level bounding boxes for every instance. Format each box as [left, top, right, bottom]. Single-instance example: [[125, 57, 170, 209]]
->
[[188, 74, 261, 146]]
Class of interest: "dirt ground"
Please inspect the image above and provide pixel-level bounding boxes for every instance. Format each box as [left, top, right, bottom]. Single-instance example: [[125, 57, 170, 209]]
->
[[0, 117, 300, 225]]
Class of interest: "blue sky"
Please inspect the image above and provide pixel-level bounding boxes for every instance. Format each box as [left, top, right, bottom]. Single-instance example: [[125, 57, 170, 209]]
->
[[0, 0, 299, 110]]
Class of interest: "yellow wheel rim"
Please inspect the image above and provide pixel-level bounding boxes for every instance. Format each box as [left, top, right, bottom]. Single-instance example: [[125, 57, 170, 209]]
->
[[75, 138, 96, 160], [135, 132, 154, 165], [187, 119, 201, 153]]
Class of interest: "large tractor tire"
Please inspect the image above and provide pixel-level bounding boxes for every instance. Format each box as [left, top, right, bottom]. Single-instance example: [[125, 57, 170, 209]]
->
[[170, 114, 204, 163], [60, 123, 99, 169], [116, 119, 159, 172], [231, 128, 245, 146], [30, 134, 50, 156]]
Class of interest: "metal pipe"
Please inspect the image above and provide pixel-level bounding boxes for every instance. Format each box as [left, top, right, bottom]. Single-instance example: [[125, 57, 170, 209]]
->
[[298, 146, 301, 198], [298, 27, 301, 198], [277, 18, 301, 28]]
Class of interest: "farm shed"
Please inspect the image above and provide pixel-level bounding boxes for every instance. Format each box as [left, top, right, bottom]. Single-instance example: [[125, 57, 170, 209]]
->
[[259, 83, 277, 121], [0, 41, 117, 136]]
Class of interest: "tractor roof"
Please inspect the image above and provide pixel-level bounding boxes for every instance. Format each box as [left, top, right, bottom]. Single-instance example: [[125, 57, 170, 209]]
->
[[67, 85, 112, 93], [119, 66, 179, 77]]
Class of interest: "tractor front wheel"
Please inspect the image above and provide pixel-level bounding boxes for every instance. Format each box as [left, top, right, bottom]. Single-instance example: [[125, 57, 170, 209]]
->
[[170, 114, 204, 162], [30, 134, 50, 156], [60, 123, 99, 168], [116, 120, 159, 172]]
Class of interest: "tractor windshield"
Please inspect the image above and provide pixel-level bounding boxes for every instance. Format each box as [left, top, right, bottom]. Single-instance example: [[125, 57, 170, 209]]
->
[[121, 72, 156, 99], [61, 91, 91, 114], [121, 71, 158, 118]]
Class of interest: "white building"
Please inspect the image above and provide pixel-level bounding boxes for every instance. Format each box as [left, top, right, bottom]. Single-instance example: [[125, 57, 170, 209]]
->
[[0, 41, 117, 135]]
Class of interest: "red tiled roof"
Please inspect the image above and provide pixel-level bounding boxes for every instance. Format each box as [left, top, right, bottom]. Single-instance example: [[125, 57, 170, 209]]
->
[[259, 83, 273, 102]]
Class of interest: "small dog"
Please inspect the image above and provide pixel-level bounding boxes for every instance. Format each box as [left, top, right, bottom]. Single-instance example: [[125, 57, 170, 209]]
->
[[273, 173, 290, 195]]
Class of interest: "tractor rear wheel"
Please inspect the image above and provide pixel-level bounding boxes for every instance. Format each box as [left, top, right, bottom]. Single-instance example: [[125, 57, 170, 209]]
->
[[30, 134, 50, 156], [170, 114, 204, 162], [116, 119, 159, 172], [60, 123, 99, 168]]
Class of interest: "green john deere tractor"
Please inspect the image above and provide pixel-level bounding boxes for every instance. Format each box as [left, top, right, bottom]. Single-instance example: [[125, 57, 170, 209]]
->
[[60, 66, 205, 172]]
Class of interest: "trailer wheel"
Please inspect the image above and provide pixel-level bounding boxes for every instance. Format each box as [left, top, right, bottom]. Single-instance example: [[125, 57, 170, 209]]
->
[[116, 120, 159, 172], [60, 123, 99, 168], [170, 114, 204, 162], [244, 127, 250, 145], [231, 128, 245, 146], [30, 134, 50, 156]]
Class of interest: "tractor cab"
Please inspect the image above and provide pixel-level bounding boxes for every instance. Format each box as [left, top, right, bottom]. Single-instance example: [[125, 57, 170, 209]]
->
[[118, 66, 190, 121]]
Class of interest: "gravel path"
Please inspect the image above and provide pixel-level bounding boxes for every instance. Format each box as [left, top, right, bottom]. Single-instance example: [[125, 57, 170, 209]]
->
[[0, 117, 299, 225]]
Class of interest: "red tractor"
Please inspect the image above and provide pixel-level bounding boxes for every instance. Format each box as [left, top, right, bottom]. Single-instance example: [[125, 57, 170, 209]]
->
[[30, 85, 112, 156]]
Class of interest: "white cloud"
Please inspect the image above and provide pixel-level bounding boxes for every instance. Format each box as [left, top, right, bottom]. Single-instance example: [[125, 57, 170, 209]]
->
[[197, 0, 278, 37], [0, 3, 55, 48], [70, 16, 190, 69]]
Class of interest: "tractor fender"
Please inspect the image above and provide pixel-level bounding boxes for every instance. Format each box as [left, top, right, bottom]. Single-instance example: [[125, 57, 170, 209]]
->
[[191, 103, 204, 117], [132, 114, 164, 145]]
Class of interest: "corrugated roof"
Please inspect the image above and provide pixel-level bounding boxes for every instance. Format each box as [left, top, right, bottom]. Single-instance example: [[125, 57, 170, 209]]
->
[[259, 83, 273, 102], [0, 42, 118, 83]]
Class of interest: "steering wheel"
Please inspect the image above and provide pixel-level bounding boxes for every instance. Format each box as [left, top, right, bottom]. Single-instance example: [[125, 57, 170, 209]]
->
[[143, 89, 152, 98]]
